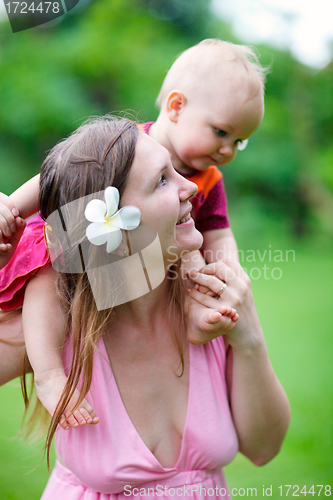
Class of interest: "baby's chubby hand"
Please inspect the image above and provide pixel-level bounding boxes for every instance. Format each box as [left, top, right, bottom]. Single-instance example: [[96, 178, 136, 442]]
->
[[0, 193, 25, 268]]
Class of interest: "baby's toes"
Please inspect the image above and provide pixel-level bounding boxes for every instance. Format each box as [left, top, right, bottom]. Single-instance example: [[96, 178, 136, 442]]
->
[[90, 410, 99, 424], [59, 415, 70, 430], [76, 407, 93, 425], [220, 307, 237, 318], [66, 413, 80, 428], [82, 404, 99, 424], [72, 409, 89, 426], [204, 311, 223, 328]]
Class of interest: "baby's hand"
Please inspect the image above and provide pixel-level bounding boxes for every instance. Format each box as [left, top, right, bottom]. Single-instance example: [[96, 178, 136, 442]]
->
[[0, 192, 25, 267], [34, 370, 99, 430], [0, 192, 19, 244], [0, 217, 25, 269]]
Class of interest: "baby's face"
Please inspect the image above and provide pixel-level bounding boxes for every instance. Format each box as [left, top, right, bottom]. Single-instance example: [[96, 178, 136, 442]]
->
[[168, 74, 264, 175]]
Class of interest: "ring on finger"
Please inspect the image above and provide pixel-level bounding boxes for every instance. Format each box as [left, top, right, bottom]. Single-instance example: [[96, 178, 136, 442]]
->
[[217, 281, 227, 296]]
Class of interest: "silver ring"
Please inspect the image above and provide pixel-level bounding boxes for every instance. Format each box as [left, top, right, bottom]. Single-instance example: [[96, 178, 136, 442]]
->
[[217, 281, 227, 296]]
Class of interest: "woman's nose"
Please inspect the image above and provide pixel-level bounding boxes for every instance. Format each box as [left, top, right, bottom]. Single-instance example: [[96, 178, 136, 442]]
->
[[180, 178, 198, 201]]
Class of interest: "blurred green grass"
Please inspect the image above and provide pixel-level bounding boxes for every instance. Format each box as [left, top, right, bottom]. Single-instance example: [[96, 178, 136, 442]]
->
[[0, 380, 55, 499], [225, 238, 333, 497], [0, 241, 332, 499]]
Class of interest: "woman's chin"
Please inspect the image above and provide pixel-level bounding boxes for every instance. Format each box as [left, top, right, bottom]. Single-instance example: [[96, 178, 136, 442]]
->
[[190, 229, 204, 251], [176, 230, 203, 254]]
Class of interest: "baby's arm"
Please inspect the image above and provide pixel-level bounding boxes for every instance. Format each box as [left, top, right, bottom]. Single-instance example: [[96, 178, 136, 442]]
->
[[10, 174, 40, 219], [181, 227, 239, 283], [23, 264, 99, 429]]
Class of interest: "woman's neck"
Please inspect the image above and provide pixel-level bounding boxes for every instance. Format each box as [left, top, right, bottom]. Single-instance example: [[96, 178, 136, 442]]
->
[[113, 277, 171, 336]]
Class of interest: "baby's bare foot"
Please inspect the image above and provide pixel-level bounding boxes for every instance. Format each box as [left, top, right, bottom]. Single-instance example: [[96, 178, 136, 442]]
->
[[34, 371, 99, 430], [188, 303, 239, 345], [58, 388, 99, 430], [200, 306, 238, 334]]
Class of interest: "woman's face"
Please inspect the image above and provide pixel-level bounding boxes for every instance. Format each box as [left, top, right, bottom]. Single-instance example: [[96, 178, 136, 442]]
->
[[121, 132, 203, 265]]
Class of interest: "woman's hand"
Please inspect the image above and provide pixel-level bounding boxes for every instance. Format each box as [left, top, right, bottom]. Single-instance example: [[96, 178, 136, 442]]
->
[[188, 259, 262, 352], [186, 262, 240, 345]]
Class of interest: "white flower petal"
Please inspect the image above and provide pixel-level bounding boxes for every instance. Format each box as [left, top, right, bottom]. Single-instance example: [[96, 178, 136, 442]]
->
[[86, 222, 115, 246], [105, 186, 119, 218], [111, 206, 141, 230], [106, 229, 123, 253], [85, 200, 107, 223]]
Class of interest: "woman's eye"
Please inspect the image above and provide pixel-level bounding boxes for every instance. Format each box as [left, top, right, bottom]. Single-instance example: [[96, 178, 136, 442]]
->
[[214, 128, 226, 138], [237, 138, 249, 151]]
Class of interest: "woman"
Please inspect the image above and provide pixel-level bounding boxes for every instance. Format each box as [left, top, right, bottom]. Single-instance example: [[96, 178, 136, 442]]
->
[[2, 116, 290, 499]]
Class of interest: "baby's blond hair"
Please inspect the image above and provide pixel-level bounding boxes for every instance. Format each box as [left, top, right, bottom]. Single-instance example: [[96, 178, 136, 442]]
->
[[156, 39, 268, 108]]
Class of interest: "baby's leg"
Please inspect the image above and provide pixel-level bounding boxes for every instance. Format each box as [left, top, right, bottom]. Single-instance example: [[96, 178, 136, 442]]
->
[[23, 265, 99, 429], [0, 310, 29, 385], [181, 250, 212, 294]]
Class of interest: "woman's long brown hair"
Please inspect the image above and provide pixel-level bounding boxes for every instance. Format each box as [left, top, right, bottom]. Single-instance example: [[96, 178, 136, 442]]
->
[[27, 116, 188, 468]]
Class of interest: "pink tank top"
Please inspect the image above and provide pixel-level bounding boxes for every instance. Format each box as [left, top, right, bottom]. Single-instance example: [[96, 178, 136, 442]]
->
[[42, 336, 238, 499]]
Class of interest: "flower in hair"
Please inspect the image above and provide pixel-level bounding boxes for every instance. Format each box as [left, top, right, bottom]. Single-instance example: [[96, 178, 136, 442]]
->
[[237, 139, 248, 151], [85, 186, 141, 253]]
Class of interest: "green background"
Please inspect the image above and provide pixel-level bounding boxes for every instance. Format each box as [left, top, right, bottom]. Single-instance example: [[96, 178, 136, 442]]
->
[[0, 0, 332, 498]]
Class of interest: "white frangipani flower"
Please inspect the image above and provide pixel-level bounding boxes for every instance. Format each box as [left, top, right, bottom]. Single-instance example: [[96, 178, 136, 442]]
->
[[85, 186, 141, 253]]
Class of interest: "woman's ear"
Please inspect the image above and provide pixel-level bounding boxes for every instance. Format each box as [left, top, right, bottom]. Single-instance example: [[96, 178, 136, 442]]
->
[[166, 91, 187, 123]]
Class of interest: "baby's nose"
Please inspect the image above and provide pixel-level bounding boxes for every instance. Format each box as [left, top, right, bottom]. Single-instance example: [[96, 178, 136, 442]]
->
[[218, 143, 234, 157]]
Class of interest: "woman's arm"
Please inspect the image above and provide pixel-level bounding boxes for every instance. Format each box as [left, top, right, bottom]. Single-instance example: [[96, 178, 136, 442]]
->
[[0, 310, 30, 385], [225, 313, 290, 465], [188, 261, 290, 465], [22, 264, 99, 429]]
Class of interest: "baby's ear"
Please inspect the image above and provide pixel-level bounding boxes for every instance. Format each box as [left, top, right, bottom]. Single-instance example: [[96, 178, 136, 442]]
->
[[166, 91, 187, 122]]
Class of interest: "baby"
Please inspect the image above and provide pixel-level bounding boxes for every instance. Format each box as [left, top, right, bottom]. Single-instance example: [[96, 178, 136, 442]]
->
[[0, 39, 265, 427], [147, 39, 265, 267]]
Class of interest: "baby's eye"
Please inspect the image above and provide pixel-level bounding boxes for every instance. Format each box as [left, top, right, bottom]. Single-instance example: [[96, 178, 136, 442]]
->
[[156, 174, 167, 187], [236, 139, 249, 151], [214, 128, 226, 138]]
